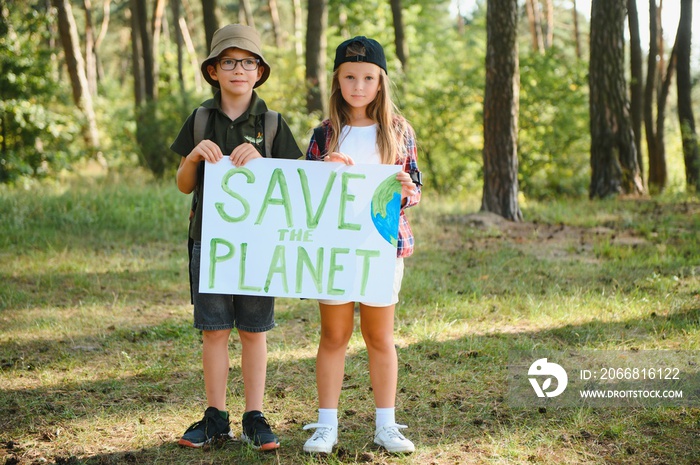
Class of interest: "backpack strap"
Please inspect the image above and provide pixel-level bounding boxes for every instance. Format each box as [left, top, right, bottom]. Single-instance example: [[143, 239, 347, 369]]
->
[[190, 106, 212, 215], [189, 106, 211, 243], [263, 110, 279, 158], [193, 106, 212, 145], [189, 105, 211, 305], [313, 126, 327, 157]]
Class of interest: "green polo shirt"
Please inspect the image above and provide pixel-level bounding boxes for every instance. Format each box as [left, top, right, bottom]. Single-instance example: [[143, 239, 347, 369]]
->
[[171, 91, 303, 241]]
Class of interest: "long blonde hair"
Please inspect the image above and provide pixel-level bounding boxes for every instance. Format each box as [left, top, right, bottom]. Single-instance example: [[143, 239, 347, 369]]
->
[[327, 44, 408, 165]]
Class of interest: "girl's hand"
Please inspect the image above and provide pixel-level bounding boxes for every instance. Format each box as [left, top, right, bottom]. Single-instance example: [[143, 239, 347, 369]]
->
[[230, 143, 262, 167], [324, 151, 355, 165], [396, 171, 417, 198], [187, 139, 223, 164]]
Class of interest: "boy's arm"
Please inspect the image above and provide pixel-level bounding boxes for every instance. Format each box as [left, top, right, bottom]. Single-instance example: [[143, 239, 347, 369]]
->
[[172, 110, 199, 194], [177, 140, 225, 193], [177, 157, 199, 194]]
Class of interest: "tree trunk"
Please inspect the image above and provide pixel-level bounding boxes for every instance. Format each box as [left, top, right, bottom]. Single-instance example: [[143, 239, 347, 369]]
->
[[627, 0, 643, 182], [390, 0, 408, 72], [572, 0, 581, 59], [543, 0, 553, 49], [676, 0, 700, 189], [654, 47, 675, 192], [129, 0, 144, 106], [644, 0, 658, 188], [202, 0, 219, 53], [588, 0, 642, 198], [292, 0, 303, 60], [644, 0, 668, 192], [525, 0, 544, 53], [135, 0, 154, 101], [171, 0, 184, 93], [179, 16, 203, 91], [93, 0, 111, 83], [456, 1, 465, 35], [151, 0, 166, 100], [305, 0, 328, 115], [481, 0, 522, 221], [240, 0, 255, 28], [83, 0, 97, 96], [656, 1, 665, 78], [338, 7, 348, 38], [52, 0, 100, 152], [268, 0, 283, 48]]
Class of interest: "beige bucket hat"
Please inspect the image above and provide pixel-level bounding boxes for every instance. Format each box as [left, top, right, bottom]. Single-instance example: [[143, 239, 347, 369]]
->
[[201, 24, 270, 88]]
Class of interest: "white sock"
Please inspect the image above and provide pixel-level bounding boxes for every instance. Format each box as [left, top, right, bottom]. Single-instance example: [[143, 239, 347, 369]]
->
[[318, 408, 338, 427], [375, 407, 395, 429]]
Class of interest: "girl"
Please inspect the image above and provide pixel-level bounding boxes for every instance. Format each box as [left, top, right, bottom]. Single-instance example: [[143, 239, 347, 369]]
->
[[303, 36, 421, 454]]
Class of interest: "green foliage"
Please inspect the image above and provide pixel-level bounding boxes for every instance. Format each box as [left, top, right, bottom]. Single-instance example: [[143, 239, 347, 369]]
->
[[0, 3, 81, 184], [323, 0, 488, 195], [259, 47, 322, 151], [134, 99, 182, 179], [7, 0, 689, 199], [518, 48, 590, 199], [133, 41, 206, 178], [401, 2, 487, 194]]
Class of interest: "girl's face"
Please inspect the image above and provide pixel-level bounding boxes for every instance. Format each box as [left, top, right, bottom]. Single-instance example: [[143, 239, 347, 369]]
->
[[208, 48, 264, 97], [337, 62, 381, 114]]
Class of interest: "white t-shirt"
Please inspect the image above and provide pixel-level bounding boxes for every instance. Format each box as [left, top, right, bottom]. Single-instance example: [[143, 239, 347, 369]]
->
[[338, 124, 380, 165]]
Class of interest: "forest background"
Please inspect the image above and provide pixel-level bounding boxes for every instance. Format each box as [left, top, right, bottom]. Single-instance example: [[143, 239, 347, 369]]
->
[[2, 0, 699, 202]]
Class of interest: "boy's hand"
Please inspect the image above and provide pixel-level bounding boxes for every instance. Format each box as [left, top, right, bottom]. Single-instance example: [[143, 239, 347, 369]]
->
[[396, 171, 418, 198], [324, 151, 355, 165], [187, 140, 223, 163], [230, 143, 262, 167]]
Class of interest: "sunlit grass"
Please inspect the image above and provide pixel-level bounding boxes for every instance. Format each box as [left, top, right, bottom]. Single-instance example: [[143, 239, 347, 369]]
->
[[1, 174, 699, 464]]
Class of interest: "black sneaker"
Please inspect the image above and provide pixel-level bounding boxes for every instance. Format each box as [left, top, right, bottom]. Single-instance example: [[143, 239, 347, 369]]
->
[[178, 407, 234, 448], [241, 410, 280, 451]]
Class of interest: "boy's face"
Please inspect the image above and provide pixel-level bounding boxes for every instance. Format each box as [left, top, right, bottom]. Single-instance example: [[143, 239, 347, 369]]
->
[[207, 48, 264, 96]]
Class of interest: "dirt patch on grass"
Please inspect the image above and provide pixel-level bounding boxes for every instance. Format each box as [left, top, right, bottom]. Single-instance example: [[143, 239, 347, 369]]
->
[[441, 210, 651, 262]]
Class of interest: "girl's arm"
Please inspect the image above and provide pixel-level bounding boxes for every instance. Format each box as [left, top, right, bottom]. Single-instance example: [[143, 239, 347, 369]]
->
[[306, 131, 324, 161]]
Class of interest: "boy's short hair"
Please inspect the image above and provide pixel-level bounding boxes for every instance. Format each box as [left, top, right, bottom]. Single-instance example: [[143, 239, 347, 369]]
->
[[201, 24, 271, 88]]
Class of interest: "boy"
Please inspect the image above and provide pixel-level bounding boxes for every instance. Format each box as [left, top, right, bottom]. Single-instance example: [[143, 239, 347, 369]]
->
[[171, 24, 302, 451]]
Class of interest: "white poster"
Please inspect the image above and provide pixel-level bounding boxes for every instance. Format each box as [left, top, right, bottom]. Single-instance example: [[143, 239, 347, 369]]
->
[[199, 157, 402, 304]]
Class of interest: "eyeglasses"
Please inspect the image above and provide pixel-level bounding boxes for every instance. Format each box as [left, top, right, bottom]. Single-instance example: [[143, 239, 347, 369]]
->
[[218, 57, 260, 71]]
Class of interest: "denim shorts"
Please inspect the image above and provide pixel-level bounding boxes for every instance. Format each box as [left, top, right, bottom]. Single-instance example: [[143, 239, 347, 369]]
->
[[190, 242, 275, 332]]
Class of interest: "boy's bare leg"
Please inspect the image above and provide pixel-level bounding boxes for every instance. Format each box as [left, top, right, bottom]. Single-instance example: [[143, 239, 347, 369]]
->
[[202, 329, 232, 410], [359, 304, 397, 408], [316, 302, 355, 408], [238, 329, 267, 412], [238, 329, 280, 450]]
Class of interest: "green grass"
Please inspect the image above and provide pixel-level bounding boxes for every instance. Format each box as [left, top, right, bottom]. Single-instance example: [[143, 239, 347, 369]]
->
[[1, 172, 699, 464]]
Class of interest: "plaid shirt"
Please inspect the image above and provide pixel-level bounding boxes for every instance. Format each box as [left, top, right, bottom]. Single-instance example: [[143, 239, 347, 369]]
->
[[306, 118, 421, 258]]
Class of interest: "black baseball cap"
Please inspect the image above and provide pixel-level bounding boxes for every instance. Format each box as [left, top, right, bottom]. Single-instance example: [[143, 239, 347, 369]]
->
[[333, 36, 387, 74]]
